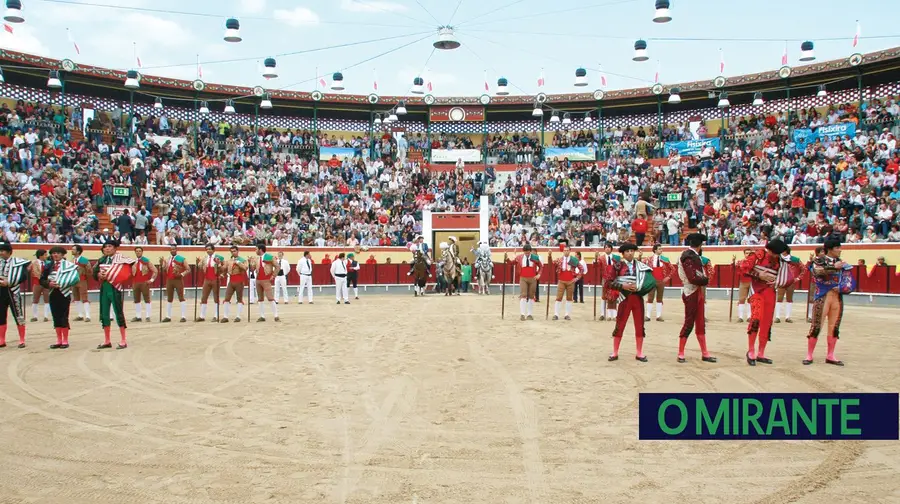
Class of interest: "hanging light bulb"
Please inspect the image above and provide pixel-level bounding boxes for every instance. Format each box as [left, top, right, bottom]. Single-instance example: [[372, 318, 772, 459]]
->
[[550, 111, 560, 123], [653, 0, 671, 23], [224, 99, 236, 114], [124, 70, 140, 89], [668, 86, 681, 104], [262, 58, 278, 79], [433, 26, 460, 50], [574, 68, 588, 87], [388, 110, 399, 122], [154, 97, 163, 110], [396, 100, 407, 115], [817, 84, 827, 97], [199, 101, 210, 114], [752, 92, 764, 106], [532, 103, 543, 117], [46, 70, 62, 89], [374, 113, 382, 125], [224, 18, 241, 42], [799, 41, 815, 62], [584, 112, 592, 123], [4, 0, 24, 24], [331, 72, 345, 91], [260, 92, 272, 109], [562, 112, 572, 125], [411, 77, 424, 95], [717, 92, 730, 108], [633, 39, 649, 62], [496, 77, 509, 96]]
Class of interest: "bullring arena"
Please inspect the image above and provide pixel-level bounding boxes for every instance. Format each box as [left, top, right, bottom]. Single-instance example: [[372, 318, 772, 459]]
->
[[1, 293, 899, 504]]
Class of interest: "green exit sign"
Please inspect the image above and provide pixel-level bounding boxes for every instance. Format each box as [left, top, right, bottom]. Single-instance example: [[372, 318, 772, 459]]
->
[[112, 186, 131, 197], [667, 193, 682, 202]]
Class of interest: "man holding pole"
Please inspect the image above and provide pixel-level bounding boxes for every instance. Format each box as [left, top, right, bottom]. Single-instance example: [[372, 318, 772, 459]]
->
[[196, 244, 224, 322], [644, 243, 673, 322], [0, 241, 30, 348], [131, 247, 157, 323], [163, 244, 188, 323], [221, 245, 248, 323], [552, 240, 581, 321], [71, 245, 92, 322], [252, 244, 279, 322], [515, 243, 542, 321]]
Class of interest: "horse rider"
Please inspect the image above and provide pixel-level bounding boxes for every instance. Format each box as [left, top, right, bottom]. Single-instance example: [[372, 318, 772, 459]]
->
[[411, 235, 431, 266]]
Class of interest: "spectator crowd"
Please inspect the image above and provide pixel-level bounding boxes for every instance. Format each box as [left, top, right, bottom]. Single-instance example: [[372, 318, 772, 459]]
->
[[2, 91, 900, 251]]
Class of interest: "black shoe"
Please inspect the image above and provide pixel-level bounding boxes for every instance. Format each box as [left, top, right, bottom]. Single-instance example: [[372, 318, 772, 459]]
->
[[746, 352, 756, 366], [677, 357, 686, 363], [116, 344, 128, 350], [59, 344, 69, 349], [17, 343, 25, 349], [635, 355, 648, 363], [825, 359, 845, 366], [0, 343, 5, 348], [802, 359, 813, 365], [97, 343, 112, 349], [608, 355, 618, 362], [701, 356, 717, 363], [755, 357, 773, 365], [49, 344, 62, 349], [344, 301, 350, 304]]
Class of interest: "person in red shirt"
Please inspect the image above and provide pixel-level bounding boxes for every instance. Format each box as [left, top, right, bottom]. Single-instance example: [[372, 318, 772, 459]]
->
[[599, 242, 618, 321], [735, 249, 754, 323], [643, 243, 673, 322], [631, 215, 648, 246], [553, 241, 581, 320], [163, 245, 188, 323], [195, 244, 223, 322], [321, 254, 332, 266], [365, 255, 377, 265], [130, 246, 157, 323], [738, 239, 792, 366], [515, 243, 542, 321], [221, 245, 248, 323]]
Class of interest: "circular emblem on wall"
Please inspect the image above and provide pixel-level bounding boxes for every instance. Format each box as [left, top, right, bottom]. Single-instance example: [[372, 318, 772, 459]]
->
[[713, 76, 726, 88], [367, 93, 379, 104], [253, 86, 265, 97], [593, 89, 605, 101], [61, 59, 76, 72], [311, 90, 323, 101], [778, 66, 792, 79], [192, 79, 205, 91], [448, 107, 466, 121], [536, 92, 548, 104], [479, 94, 491, 105], [849, 53, 863, 67], [423, 94, 436, 105], [651, 83, 664, 95]]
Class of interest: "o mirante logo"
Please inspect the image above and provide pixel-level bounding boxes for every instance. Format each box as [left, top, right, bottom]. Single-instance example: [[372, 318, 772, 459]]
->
[[638, 393, 899, 440]]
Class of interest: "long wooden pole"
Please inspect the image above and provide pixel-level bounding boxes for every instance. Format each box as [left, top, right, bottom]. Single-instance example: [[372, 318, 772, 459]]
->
[[593, 254, 599, 321], [192, 262, 198, 322], [545, 251, 553, 320], [158, 258, 163, 322], [728, 256, 736, 323], [501, 252, 507, 319]]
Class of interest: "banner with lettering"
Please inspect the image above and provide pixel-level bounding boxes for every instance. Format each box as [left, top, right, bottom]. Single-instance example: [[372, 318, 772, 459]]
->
[[429, 106, 485, 122], [431, 149, 482, 163], [792, 123, 856, 151], [319, 147, 357, 161], [544, 147, 596, 161], [664, 137, 721, 157]]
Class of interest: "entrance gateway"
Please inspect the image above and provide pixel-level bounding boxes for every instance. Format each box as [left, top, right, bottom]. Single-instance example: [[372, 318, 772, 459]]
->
[[421, 195, 490, 266]]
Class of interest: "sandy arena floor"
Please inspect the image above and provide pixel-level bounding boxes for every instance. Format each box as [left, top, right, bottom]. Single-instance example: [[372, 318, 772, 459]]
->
[[0, 295, 898, 504]]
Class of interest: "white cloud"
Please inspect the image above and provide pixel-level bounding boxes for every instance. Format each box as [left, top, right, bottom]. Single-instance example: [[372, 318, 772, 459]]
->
[[340, 0, 408, 13], [237, 0, 266, 14], [273, 7, 320, 27], [0, 25, 51, 56]]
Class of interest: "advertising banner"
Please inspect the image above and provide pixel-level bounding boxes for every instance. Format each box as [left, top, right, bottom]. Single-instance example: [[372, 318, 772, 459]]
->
[[319, 147, 357, 161], [792, 123, 856, 151], [664, 137, 721, 157], [544, 147, 596, 161], [431, 149, 482, 163]]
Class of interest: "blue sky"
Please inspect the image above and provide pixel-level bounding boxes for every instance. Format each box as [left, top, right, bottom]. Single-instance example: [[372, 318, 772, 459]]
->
[[1, 0, 897, 96]]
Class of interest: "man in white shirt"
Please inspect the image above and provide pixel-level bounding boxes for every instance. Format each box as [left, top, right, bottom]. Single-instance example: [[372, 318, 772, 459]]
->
[[330, 252, 350, 304], [296, 251, 314, 304], [274, 251, 291, 304]]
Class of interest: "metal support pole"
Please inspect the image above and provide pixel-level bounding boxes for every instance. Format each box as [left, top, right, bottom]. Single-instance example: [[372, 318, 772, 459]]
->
[[254, 103, 259, 156], [128, 90, 134, 147], [540, 111, 545, 162], [857, 71, 864, 104], [598, 104, 603, 160], [313, 103, 318, 139], [482, 105, 488, 165], [368, 109, 375, 160], [657, 96, 663, 143], [425, 106, 431, 163], [786, 82, 792, 138]]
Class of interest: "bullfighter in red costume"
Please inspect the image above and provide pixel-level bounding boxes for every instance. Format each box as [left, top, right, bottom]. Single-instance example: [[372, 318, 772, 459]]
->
[[643, 243, 673, 322], [676, 233, 717, 363], [606, 243, 656, 362], [738, 239, 794, 366]]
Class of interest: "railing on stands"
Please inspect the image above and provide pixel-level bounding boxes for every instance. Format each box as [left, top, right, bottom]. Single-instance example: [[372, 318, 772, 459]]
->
[[23, 262, 898, 295]]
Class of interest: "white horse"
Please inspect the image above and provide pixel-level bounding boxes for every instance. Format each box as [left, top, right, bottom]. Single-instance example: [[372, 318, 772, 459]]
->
[[473, 244, 494, 295]]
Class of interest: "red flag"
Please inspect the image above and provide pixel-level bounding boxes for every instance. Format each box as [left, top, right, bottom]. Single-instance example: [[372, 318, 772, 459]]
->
[[3, 24, 12, 34], [427, 80, 433, 92], [598, 64, 607, 87], [719, 49, 725, 74], [654, 61, 660, 83], [853, 21, 860, 48], [67, 28, 80, 55], [781, 44, 788, 65], [373, 69, 378, 91], [319, 76, 327, 88], [484, 71, 489, 92], [537, 69, 545, 87]]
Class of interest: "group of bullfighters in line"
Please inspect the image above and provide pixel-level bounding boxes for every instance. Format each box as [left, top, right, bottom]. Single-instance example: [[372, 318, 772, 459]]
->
[[511, 234, 856, 366]]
